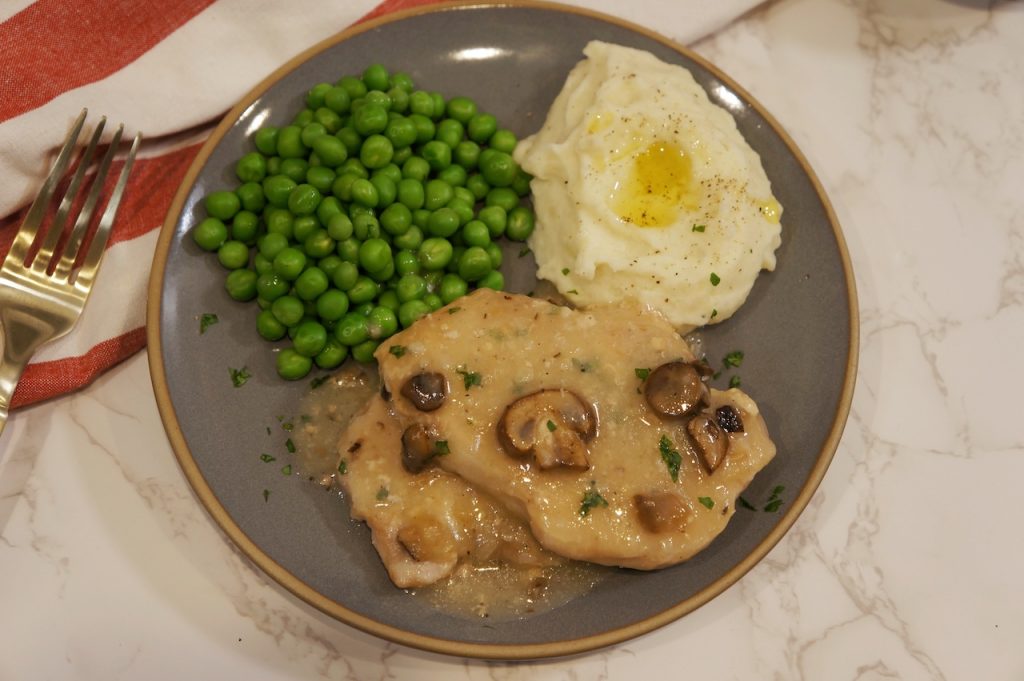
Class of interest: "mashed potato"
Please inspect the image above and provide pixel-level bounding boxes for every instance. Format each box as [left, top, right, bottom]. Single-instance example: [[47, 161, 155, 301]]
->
[[514, 41, 783, 329]]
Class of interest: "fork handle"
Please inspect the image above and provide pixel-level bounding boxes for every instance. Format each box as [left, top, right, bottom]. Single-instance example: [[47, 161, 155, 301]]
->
[[0, 355, 29, 438]]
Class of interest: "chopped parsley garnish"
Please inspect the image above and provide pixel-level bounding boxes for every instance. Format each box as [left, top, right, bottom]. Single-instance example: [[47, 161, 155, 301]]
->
[[692, 224, 706, 233], [518, 246, 531, 258], [710, 272, 721, 287], [729, 375, 742, 388], [561, 267, 570, 275], [199, 313, 219, 334], [434, 440, 450, 456], [764, 485, 786, 512], [281, 421, 293, 431], [710, 309, 718, 320], [698, 496, 715, 510], [262, 489, 270, 503], [376, 486, 389, 501], [229, 366, 251, 388], [456, 366, 482, 389], [285, 438, 295, 453], [737, 496, 757, 511], [388, 344, 406, 358], [658, 435, 682, 482], [447, 306, 461, 314], [337, 460, 348, 475], [259, 453, 276, 463], [634, 367, 651, 380], [723, 351, 745, 368], [579, 482, 608, 516], [546, 420, 557, 432], [310, 375, 329, 390], [567, 289, 579, 295], [280, 464, 293, 476]]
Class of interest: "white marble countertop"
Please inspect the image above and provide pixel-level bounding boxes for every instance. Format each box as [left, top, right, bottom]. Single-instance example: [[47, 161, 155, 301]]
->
[[2, 0, 1022, 678]]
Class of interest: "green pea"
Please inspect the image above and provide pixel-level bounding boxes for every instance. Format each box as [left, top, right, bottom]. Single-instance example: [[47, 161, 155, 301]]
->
[[349, 178, 379, 208], [364, 93, 392, 114], [288, 184, 321, 216], [445, 96, 477, 124], [334, 126, 361, 156], [421, 140, 451, 171], [492, 129, 518, 153], [423, 269, 444, 292], [367, 306, 398, 339], [258, 231, 289, 260], [427, 207, 460, 238], [360, 134, 393, 169], [438, 164, 467, 188], [408, 114, 435, 145], [254, 126, 279, 155], [452, 186, 475, 206], [398, 299, 431, 329], [380, 203, 412, 236], [396, 273, 427, 303], [224, 268, 258, 301], [390, 72, 414, 93], [335, 312, 370, 346], [384, 116, 417, 149], [457, 246, 492, 282], [256, 272, 289, 301], [506, 205, 536, 241], [369, 174, 397, 207], [467, 113, 497, 144], [293, 267, 327, 301], [461, 219, 491, 248], [362, 63, 390, 92], [306, 135, 346, 168], [271, 295, 305, 327], [409, 90, 434, 118], [421, 293, 442, 311], [402, 155, 430, 182], [350, 339, 379, 364], [393, 249, 419, 276], [338, 75, 368, 100], [315, 196, 342, 226], [411, 209, 430, 230], [512, 168, 533, 197], [205, 191, 241, 221], [352, 212, 380, 240], [314, 337, 348, 369], [417, 237, 454, 271], [305, 166, 336, 194], [336, 238, 361, 264], [453, 140, 480, 169], [446, 197, 474, 226], [347, 276, 379, 305], [273, 247, 306, 281], [359, 238, 392, 274], [436, 118, 464, 148], [235, 152, 267, 183], [193, 217, 228, 251], [256, 309, 287, 341], [313, 289, 348, 322], [387, 87, 409, 114], [292, 215, 319, 243], [314, 107, 343, 133], [293, 109, 314, 127], [320, 85, 349, 114], [375, 162, 402, 184], [447, 246, 465, 274], [217, 240, 249, 269], [332, 260, 359, 290], [486, 187, 519, 212], [391, 145, 412, 166], [466, 173, 490, 201], [276, 125, 307, 159], [279, 157, 309, 183], [393, 225, 424, 251], [263, 175, 297, 208], [478, 269, 504, 291], [277, 348, 312, 380], [396, 178, 425, 210], [476, 205, 506, 238], [485, 241, 503, 269], [317, 254, 343, 279], [429, 92, 446, 121], [236, 182, 265, 213], [306, 82, 332, 109], [352, 103, 388, 136], [439, 273, 468, 304], [420, 180, 450, 212], [303, 229, 334, 259], [479, 150, 517, 187], [253, 252, 273, 276], [325, 213, 353, 242], [292, 320, 328, 357], [300, 122, 327, 148]]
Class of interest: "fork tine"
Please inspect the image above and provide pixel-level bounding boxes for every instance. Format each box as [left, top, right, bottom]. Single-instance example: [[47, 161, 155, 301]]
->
[[4, 109, 88, 269], [51, 123, 123, 280], [68, 131, 141, 291], [31, 116, 107, 274]]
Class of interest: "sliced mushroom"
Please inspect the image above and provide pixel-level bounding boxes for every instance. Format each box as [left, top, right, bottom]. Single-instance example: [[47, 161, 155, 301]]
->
[[715, 405, 744, 433], [401, 423, 441, 474], [644, 361, 709, 418], [401, 372, 447, 412], [498, 389, 596, 470], [633, 493, 689, 533], [687, 414, 728, 473]]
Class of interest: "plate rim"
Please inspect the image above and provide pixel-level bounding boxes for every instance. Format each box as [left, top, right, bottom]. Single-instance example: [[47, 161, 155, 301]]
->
[[146, 0, 859, 660]]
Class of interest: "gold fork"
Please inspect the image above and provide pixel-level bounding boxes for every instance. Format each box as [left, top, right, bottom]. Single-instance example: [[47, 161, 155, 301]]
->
[[0, 109, 141, 434]]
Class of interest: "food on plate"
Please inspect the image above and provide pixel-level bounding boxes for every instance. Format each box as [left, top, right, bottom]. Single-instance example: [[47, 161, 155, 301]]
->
[[189, 63, 536, 380], [369, 289, 776, 570], [336, 395, 562, 588], [514, 41, 783, 329]]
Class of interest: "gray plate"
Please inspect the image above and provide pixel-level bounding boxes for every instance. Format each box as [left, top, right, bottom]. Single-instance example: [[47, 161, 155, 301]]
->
[[148, 1, 857, 660]]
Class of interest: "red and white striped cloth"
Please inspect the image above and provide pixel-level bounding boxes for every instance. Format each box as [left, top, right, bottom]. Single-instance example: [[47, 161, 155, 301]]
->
[[0, 0, 761, 410]]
